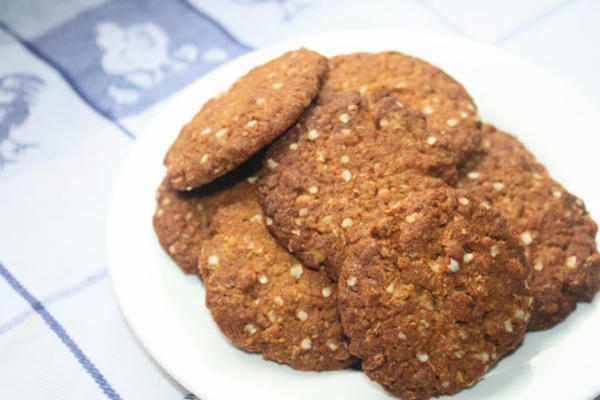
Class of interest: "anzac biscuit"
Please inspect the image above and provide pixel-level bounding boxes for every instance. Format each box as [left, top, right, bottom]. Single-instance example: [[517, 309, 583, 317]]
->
[[457, 124, 600, 330], [164, 48, 328, 190], [338, 188, 532, 400], [320, 52, 481, 163], [153, 164, 257, 274], [258, 91, 457, 279], [200, 198, 356, 371]]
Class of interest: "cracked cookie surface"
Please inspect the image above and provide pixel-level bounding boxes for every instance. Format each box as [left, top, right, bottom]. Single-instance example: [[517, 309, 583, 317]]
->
[[320, 52, 481, 163], [200, 197, 356, 371], [457, 124, 600, 330], [338, 188, 531, 400], [258, 91, 457, 280]]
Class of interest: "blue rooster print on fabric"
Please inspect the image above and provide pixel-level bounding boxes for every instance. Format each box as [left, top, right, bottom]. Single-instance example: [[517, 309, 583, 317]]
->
[[96, 21, 205, 105], [0, 74, 44, 169]]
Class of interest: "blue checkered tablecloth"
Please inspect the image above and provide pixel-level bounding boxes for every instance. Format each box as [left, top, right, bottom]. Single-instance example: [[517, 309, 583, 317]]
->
[[1, 1, 599, 399]]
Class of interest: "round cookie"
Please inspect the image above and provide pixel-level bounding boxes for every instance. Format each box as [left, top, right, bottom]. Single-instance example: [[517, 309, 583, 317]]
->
[[320, 52, 481, 163], [338, 188, 532, 400], [200, 197, 356, 371], [258, 91, 457, 280], [457, 124, 600, 330], [164, 48, 328, 190], [153, 164, 257, 274]]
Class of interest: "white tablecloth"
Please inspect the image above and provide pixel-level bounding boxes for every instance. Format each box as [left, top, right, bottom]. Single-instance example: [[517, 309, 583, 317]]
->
[[1, 1, 598, 398]]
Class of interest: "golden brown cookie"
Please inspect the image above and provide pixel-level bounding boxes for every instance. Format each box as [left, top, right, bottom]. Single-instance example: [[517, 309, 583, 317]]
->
[[457, 124, 600, 330], [320, 52, 481, 163], [164, 48, 328, 190], [153, 164, 257, 274], [258, 91, 457, 280], [338, 188, 532, 400], [200, 197, 356, 371]]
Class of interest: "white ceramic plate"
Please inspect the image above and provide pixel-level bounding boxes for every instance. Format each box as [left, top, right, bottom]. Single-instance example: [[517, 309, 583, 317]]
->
[[107, 30, 600, 400]]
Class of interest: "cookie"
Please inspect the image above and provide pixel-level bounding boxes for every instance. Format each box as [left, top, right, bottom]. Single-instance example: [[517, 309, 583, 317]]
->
[[338, 188, 532, 400], [153, 164, 257, 274], [457, 124, 600, 330], [200, 197, 356, 371], [164, 48, 328, 190], [258, 91, 457, 280], [320, 52, 481, 163]]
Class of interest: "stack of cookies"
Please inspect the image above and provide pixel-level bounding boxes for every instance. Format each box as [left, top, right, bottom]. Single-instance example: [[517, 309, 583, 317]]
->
[[153, 48, 600, 399]]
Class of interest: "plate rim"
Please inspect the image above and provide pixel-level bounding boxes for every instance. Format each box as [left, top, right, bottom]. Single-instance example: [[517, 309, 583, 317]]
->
[[106, 28, 600, 400]]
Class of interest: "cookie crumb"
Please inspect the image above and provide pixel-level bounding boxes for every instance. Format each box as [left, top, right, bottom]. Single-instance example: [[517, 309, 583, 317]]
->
[[208, 255, 219, 265], [520, 232, 533, 246], [301, 338, 312, 350], [290, 263, 304, 278], [448, 258, 460, 272], [406, 213, 418, 223], [490, 246, 500, 257], [297, 310, 308, 321], [341, 170, 352, 182], [215, 128, 228, 138]]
